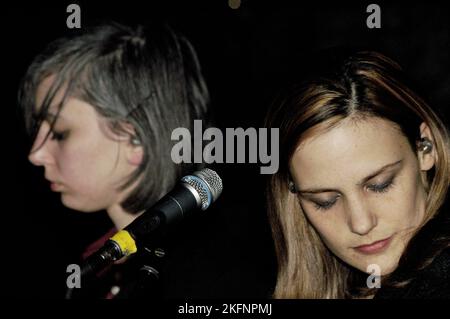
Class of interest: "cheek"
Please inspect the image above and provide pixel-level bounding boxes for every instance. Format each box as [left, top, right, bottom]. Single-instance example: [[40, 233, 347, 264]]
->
[[402, 177, 427, 230], [56, 143, 118, 191], [303, 209, 346, 249], [57, 150, 94, 183], [56, 147, 119, 212], [381, 172, 425, 226]]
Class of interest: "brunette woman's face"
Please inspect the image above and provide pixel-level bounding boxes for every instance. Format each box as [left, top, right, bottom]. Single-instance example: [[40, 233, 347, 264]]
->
[[28, 77, 142, 212], [289, 117, 436, 275]]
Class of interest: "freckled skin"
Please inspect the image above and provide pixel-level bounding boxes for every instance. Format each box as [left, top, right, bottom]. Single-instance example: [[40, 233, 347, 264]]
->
[[289, 118, 433, 275]]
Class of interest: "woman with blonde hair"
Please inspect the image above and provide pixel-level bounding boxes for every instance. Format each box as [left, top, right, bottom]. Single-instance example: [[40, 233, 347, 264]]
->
[[265, 50, 450, 298]]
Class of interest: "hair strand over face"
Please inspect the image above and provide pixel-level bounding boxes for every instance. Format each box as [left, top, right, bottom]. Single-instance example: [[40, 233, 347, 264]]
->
[[19, 22, 211, 214], [265, 50, 450, 298]]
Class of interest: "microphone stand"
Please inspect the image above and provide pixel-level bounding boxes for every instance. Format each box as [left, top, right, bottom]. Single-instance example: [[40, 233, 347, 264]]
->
[[65, 242, 167, 299]]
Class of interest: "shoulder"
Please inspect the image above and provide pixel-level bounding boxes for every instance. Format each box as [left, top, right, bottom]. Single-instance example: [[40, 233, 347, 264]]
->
[[404, 247, 450, 298], [375, 247, 450, 299], [374, 199, 450, 299]]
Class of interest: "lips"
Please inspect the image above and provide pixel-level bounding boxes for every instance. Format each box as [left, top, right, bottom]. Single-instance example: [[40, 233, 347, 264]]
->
[[354, 236, 393, 255], [46, 177, 63, 192], [50, 182, 63, 191]]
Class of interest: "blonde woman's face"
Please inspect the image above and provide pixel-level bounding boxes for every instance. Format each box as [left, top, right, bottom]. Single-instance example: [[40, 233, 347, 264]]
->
[[289, 117, 436, 275]]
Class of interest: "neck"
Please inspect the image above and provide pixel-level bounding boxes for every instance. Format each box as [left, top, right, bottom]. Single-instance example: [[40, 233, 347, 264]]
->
[[107, 204, 141, 230]]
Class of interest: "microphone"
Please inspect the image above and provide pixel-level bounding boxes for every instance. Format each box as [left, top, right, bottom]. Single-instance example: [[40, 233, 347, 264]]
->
[[80, 168, 223, 278]]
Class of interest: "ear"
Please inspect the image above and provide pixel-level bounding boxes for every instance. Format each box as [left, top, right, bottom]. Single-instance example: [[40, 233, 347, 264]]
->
[[114, 122, 144, 167], [417, 122, 437, 172], [126, 137, 143, 166]]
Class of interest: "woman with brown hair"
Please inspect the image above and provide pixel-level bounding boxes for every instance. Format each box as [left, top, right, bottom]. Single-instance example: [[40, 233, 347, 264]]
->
[[265, 50, 450, 298]]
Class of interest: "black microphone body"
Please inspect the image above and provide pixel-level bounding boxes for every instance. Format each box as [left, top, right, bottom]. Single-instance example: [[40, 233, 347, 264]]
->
[[79, 168, 222, 279], [125, 183, 199, 242]]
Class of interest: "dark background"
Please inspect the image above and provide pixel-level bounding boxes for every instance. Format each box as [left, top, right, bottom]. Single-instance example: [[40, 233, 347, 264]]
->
[[2, 0, 449, 298]]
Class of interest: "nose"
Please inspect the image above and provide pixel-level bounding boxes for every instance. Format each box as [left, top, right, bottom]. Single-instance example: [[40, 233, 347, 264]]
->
[[345, 194, 378, 236], [28, 125, 55, 167]]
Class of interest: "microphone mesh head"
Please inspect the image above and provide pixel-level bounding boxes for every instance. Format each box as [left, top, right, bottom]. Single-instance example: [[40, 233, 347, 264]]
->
[[181, 168, 223, 210], [194, 168, 223, 201]]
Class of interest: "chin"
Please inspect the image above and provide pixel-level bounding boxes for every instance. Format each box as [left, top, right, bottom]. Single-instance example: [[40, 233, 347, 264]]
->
[[355, 257, 399, 276], [379, 258, 400, 275], [61, 194, 104, 213]]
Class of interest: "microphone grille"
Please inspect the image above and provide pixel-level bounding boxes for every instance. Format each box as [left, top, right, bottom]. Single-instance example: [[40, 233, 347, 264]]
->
[[194, 168, 223, 200], [181, 168, 223, 210]]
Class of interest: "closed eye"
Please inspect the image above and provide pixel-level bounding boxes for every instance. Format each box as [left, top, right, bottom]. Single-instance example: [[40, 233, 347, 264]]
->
[[312, 196, 339, 211], [311, 178, 395, 211], [50, 130, 68, 141], [314, 200, 337, 211], [367, 178, 395, 193]]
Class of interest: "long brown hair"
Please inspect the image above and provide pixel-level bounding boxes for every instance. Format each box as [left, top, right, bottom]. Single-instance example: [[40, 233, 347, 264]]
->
[[265, 51, 450, 298]]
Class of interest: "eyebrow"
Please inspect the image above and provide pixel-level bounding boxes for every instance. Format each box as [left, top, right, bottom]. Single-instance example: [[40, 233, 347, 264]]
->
[[297, 159, 404, 194]]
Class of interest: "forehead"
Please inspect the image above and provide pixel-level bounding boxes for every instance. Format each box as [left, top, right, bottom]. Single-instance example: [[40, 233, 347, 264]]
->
[[35, 75, 102, 126], [36, 76, 53, 108], [289, 118, 412, 183], [35, 75, 65, 112]]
